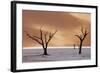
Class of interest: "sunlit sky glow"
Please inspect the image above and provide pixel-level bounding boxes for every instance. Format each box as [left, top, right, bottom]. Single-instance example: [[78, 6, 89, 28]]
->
[[22, 10, 91, 48]]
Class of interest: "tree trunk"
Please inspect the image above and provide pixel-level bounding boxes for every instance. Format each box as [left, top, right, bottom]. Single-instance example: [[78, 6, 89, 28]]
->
[[79, 41, 82, 54], [43, 48, 48, 55]]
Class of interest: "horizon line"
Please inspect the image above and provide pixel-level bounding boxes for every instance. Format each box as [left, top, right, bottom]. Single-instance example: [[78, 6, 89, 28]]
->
[[23, 46, 90, 49]]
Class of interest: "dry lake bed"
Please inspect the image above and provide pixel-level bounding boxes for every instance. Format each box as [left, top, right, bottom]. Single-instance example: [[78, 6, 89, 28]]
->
[[22, 48, 91, 63]]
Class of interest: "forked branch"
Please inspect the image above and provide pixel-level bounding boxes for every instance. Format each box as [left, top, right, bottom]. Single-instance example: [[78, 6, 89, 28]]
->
[[24, 26, 57, 55], [74, 26, 88, 54]]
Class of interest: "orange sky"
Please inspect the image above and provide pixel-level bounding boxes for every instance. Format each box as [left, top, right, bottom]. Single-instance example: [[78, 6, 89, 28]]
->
[[22, 10, 91, 48]]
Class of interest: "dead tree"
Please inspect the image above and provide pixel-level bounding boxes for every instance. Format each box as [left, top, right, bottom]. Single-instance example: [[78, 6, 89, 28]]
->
[[75, 26, 88, 54], [73, 44, 76, 49], [25, 28, 57, 55]]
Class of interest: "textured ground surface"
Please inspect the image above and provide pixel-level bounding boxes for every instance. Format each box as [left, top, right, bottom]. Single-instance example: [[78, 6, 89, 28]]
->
[[22, 48, 91, 63]]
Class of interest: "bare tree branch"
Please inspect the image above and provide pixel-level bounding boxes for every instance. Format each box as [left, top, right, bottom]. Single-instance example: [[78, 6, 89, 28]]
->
[[82, 32, 88, 40], [46, 30, 57, 45], [25, 31, 42, 45], [74, 26, 88, 54], [44, 32, 48, 45], [75, 35, 82, 40], [24, 26, 57, 55], [40, 28, 45, 48], [33, 36, 41, 40]]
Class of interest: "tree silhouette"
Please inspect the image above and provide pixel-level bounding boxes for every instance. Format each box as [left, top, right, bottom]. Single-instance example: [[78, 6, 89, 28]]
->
[[73, 44, 76, 50], [75, 26, 88, 54], [25, 27, 57, 55]]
